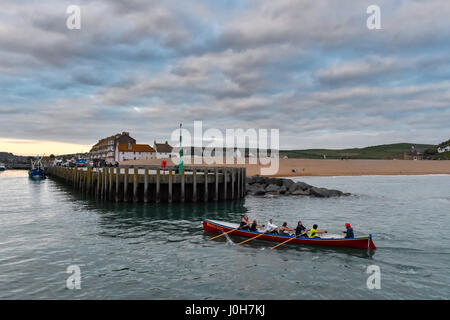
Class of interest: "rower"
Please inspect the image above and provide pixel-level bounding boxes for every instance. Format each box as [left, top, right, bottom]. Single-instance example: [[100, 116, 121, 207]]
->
[[239, 215, 251, 230], [249, 220, 264, 232], [308, 224, 327, 238], [264, 219, 279, 234], [279, 222, 294, 235], [342, 223, 354, 238], [295, 221, 308, 237]]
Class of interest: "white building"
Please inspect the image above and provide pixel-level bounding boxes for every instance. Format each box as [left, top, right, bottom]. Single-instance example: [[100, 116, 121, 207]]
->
[[437, 146, 450, 153], [154, 141, 173, 159], [115, 143, 156, 162]]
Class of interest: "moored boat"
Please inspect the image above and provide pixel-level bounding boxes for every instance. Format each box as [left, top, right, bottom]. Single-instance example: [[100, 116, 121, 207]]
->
[[29, 157, 45, 179], [203, 219, 376, 250]]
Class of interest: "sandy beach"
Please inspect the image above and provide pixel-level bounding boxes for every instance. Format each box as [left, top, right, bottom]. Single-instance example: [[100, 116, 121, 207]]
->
[[121, 158, 450, 177]]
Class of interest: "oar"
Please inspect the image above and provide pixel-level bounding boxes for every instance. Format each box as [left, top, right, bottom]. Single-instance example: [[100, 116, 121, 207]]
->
[[209, 228, 238, 241], [237, 233, 264, 245], [271, 235, 298, 249]]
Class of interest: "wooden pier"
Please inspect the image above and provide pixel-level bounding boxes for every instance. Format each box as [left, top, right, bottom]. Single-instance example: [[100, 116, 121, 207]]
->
[[46, 166, 247, 203]]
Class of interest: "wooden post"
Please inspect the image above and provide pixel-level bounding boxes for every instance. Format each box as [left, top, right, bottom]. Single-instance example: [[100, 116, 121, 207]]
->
[[204, 168, 208, 202], [75, 168, 79, 189], [192, 168, 197, 202], [84, 170, 88, 194], [180, 168, 185, 203], [144, 168, 149, 203], [96, 170, 101, 198], [87, 167, 92, 195], [102, 168, 106, 199], [100, 169, 104, 199], [223, 168, 227, 200], [237, 167, 241, 199], [115, 168, 120, 203], [243, 167, 246, 196], [133, 167, 138, 203], [215, 168, 219, 201], [242, 168, 246, 197], [168, 169, 173, 203], [231, 168, 235, 199], [123, 167, 129, 202], [109, 167, 113, 199], [156, 169, 161, 203], [104, 168, 109, 200], [79, 169, 83, 193]]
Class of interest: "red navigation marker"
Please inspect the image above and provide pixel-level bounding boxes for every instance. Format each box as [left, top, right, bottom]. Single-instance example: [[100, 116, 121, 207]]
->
[[161, 160, 167, 174]]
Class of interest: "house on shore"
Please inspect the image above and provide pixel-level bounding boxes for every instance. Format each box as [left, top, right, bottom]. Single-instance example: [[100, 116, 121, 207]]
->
[[90, 132, 136, 163], [403, 146, 425, 160], [437, 145, 450, 153], [116, 143, 156, 162], [154, 141, 173, 159]]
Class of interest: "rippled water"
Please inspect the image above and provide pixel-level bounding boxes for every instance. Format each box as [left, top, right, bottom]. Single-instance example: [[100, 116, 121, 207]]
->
[[0, 170, 449, 299]]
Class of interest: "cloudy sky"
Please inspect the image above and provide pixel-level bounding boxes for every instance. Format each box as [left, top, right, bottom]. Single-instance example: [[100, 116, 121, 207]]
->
[[1, 0, 450, 155]]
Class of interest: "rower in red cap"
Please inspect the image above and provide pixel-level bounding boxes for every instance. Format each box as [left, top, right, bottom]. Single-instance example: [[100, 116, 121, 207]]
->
[[343, 223, 354, 238]]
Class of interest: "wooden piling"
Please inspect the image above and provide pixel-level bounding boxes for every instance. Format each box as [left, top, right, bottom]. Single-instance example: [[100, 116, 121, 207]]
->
[[87, 167, 92, 194], [115, 168, 120, 203], [231, 168, 235, 199], [168, 169, 173, 203], [242, 168, 246, 197], [123, 167, 129, 202], [215, 168, 219, 201], [180, 168, 185, 203], [104, 168, 109, 200], [204, 168, 208, 202], [192, 168, 197, 202], [237, 167, 241, 200], [156, 169, 160, 203], [96, 170, 101, 198], [223, 168, 227, 200], [144, 168, 149, 203], [133, 167, 138, 203]]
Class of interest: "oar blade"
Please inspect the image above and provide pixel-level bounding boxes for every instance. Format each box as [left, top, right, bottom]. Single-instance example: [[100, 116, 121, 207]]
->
[[270, 236, 297, 249], [209, 228, 236, 241], [237, 233, 264, 245]]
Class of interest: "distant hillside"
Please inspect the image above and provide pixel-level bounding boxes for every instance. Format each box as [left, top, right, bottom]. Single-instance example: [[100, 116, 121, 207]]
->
[[280, 143, 435, 160]]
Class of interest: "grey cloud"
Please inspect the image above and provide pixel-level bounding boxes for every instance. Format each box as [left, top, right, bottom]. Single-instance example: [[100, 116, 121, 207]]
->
[[1, 0, 449, 149]]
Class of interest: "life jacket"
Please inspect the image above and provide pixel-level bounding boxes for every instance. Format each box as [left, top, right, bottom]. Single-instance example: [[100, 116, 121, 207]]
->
[[308, 228, 318, 238]]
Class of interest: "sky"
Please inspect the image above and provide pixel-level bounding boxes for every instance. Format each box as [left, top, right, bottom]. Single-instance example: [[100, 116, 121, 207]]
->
[[1, 0, 450, 155]]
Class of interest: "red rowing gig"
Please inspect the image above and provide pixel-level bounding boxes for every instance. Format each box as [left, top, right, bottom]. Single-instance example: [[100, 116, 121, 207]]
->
[[203, 219, 376, 250]]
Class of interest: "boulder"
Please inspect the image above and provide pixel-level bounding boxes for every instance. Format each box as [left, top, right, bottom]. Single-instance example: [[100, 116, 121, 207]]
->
[[296, 181, 312, 191], [253, 189, 266, 196], [289, 181, 309, 193], [282, 179, 295, 189], [266, 178, 284, 186], [246, 176, 349, 198], [247, 176, 263, 185], [247, 183, 264, 194], [265, 184, 281, 193], [291, 189, 310, 196], [247, 183, 266, 196], [309, 187, 343, 198]]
